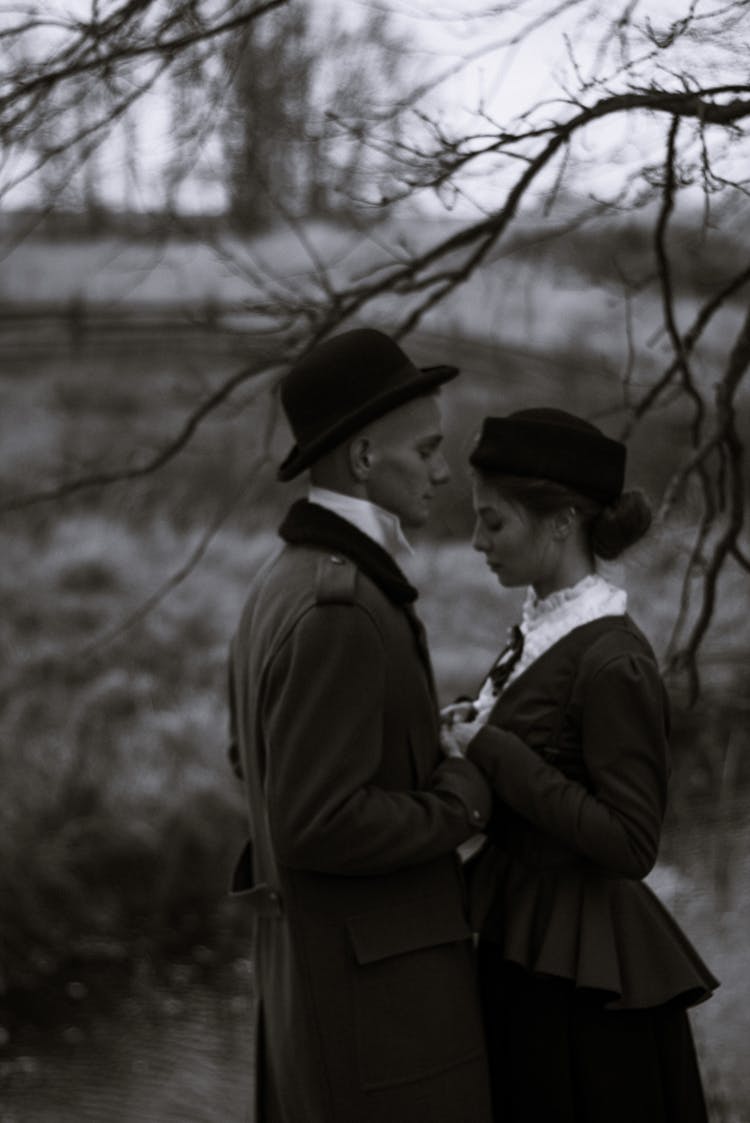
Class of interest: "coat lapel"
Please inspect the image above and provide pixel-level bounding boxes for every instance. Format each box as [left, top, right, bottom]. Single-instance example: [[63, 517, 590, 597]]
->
[[403, 603, 438, 706]]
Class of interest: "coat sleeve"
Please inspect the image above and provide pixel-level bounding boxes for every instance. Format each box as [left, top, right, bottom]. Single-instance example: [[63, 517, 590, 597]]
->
[[261, 602, 491, 875], [227, 660, 244, 780], [467, 651, 669, 878]]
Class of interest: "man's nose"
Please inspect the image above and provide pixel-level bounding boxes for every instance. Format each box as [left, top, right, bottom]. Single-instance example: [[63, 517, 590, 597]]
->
[[431, 451, 450, 486]]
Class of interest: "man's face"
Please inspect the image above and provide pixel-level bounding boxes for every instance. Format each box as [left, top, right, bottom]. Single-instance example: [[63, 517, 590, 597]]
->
[[361, 394, 450, 528]]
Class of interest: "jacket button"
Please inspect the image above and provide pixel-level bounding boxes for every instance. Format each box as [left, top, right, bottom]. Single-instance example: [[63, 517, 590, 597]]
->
[[330, 555, 344, 565], [472, 810, 482, 821]]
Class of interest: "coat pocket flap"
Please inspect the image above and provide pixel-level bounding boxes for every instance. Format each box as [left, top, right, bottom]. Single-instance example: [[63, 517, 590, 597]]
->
[[347, 893, 471, 965], [229, 839, 283, 917]]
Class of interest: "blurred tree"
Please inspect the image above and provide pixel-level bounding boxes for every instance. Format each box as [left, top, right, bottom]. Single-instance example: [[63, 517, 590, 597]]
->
[[0, 0, 408, 220], [0, 0, 289, 214], [219, 4, 407, 227]]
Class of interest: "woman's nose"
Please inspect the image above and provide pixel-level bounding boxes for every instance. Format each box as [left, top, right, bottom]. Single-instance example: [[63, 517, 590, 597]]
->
[[472, 520, 489, 553]]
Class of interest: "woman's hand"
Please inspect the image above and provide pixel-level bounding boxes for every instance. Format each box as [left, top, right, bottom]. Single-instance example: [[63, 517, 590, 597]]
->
[[440, 715, 485, 759], [440, 702, 478, 759], [440, 701, 477, 728]]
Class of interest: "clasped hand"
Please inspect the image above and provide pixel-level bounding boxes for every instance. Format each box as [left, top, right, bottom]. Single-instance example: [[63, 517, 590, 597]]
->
[[440, 702, 484, 759]]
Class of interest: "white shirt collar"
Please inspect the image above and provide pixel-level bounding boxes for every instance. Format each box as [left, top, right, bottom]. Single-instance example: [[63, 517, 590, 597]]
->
[[308, 486, 413, 559]]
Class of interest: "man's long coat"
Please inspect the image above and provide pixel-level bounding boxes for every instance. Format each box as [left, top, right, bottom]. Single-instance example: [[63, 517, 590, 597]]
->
[[228, 501, 494, 1123]]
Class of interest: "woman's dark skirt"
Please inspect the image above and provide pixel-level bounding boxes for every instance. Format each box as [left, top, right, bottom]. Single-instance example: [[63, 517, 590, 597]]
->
[[478, 942, 708, 1123]]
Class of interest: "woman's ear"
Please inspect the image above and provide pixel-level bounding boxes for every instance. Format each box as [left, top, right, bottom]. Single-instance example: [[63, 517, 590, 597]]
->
[[349, 436, 372, 481], [551, 505, 577, 541]]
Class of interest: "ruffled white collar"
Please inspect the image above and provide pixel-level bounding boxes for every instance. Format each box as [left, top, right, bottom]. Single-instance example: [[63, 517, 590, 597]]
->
[[473, 573, 626, 718], [508, 573, 627, 686]]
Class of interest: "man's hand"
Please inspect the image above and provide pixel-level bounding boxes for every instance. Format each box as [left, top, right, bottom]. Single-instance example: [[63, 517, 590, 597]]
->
[[440, 725, 465, 759], [440, 701, 477, 728], [440, 714, 484, 759]]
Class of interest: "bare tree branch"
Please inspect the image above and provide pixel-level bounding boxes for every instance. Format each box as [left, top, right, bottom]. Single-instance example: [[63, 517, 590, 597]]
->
[[667, 301, 750, 696], [0, 0, 288, 115], [6, 79, 750, 515], [622, 258, 750, 436], [653, 114, 707, 440], [4, 0, 750, 686]]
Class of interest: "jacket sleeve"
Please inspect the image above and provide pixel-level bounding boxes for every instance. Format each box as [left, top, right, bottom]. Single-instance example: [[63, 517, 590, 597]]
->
[[467, 651, 669, 878], [261, 602, 491, 875]]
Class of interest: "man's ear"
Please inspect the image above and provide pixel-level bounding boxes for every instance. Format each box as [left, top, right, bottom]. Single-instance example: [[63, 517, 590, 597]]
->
[[349, 436, 372, 481]]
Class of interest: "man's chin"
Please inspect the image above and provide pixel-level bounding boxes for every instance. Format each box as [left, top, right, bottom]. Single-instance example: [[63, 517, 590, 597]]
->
[[403, 507, 430, 530]]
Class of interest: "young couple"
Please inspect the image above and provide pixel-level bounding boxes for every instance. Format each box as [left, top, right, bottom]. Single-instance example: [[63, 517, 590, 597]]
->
[[227, 328, 717, 1123]]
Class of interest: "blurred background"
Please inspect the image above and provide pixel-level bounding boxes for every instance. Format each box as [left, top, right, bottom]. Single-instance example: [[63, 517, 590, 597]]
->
[[1, 1, 749, 1119]]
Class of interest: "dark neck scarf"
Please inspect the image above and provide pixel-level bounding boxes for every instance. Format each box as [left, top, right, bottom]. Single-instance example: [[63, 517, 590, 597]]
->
[[489, 624, 525, 694], [278, 499, 418, 606]]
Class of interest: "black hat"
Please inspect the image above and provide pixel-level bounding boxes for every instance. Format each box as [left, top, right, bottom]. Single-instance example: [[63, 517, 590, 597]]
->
[[277, 328, 458, 481], [469, 408, 626, 505]]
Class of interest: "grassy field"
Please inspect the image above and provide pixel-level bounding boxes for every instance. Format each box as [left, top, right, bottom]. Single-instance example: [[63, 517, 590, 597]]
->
[[2, 224, 749, 1117]]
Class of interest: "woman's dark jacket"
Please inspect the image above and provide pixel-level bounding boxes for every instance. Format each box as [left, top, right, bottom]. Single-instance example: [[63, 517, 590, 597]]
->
[[467, 614, 718, 1010]]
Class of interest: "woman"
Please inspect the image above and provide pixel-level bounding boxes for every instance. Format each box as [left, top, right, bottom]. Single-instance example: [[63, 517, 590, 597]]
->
[[442, 408, 717, 1123]]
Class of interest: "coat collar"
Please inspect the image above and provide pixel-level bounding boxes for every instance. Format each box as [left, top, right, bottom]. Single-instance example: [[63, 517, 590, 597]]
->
[[278, 500, 419, 605], [307, 485, 413, 558]]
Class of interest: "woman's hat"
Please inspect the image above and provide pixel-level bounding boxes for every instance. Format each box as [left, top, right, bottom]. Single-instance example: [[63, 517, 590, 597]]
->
[[277, 328, 459, 481], [469, 408, 626, 505]]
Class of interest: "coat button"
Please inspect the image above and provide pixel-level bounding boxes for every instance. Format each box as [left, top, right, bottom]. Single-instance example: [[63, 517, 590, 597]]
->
[[330, 555, 344, 565], [472, 809, 482, 822]]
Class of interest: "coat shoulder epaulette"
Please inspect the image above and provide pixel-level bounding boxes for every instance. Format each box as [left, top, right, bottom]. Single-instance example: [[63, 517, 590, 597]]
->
[[314, 553, 358, 604]]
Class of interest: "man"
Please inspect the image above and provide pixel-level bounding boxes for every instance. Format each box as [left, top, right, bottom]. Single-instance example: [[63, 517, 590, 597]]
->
[[228, 328, 494, 1123]]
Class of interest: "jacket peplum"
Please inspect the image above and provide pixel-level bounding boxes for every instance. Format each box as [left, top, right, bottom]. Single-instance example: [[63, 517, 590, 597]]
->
[[466, 614, 718, 1011], [228, 500, 494, 1123]]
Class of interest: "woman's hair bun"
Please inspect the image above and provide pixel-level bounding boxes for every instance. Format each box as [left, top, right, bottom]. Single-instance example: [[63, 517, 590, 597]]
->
[[591, 489, 652, 560]]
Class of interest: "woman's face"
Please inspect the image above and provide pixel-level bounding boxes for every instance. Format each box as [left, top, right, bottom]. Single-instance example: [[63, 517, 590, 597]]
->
[[471, 476, 560, 593]]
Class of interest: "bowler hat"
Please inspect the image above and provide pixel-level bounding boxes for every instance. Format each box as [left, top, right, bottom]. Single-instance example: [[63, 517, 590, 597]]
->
[[469, 408, 626, 505], [277, 328, 458, 481]]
